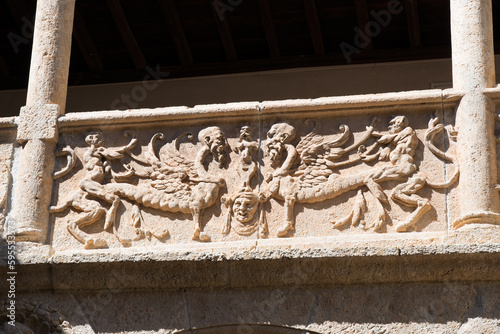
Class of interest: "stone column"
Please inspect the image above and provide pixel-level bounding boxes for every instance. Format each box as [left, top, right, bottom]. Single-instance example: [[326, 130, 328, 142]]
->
[[10, 0, 75, 243], [451, 0, 500, 228]]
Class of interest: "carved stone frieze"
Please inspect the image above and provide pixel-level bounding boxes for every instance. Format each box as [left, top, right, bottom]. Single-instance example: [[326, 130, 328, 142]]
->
[[50, 115, 458, 249], [260, 116, 458, 237]]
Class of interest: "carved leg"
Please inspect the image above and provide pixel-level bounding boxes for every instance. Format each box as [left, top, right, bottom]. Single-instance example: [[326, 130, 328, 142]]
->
[[132, 204, 169, 241], [332, 210, 353, 229], [79, 181, 121, 230], [192, 209, 211, 242], [370, 197, 387, 231], [364, 178, 388, 204], [391, 174, 429, 232], [50, 189, 83, 213], [49, 200, 71, 213], [277, 195, 296, 237], [103, 196, 121, 231], [332, 190, 366, 229], [396, 199, 431, 232], [66, 205, 107, 249], [362, 177, 387, 231]]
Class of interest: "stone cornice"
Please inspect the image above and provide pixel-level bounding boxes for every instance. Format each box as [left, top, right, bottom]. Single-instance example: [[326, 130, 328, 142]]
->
[[6, 228, 500, 293]]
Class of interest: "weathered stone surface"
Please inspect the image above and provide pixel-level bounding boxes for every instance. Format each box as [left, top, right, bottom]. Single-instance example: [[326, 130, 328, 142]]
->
[[2, 0, 500, 331], [17, 104, 59, 143], [0, 130, 15, 237], [6, 282, 500, 333], [47, 110, 460, 251]]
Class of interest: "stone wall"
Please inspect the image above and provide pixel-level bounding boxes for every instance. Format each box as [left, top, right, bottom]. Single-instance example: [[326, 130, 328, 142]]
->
[[1, 0, 500, 333]]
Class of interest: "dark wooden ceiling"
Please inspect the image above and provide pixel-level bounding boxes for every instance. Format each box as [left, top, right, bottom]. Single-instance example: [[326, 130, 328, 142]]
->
[[0, 0, 495, 91]]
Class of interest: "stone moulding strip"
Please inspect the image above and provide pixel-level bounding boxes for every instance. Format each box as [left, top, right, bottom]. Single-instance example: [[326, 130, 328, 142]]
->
[[483, 85, 500, 102], [260, 88, 461, 114], [0, 116, 18, 129], [56, 89, 463, 129]]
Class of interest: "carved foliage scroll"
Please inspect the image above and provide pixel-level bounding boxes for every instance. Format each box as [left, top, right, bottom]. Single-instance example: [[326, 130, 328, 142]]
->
[[51, 115, 458, 249]]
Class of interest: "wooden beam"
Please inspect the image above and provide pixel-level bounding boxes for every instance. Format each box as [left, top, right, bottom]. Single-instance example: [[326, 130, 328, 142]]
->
[[353, 0, 372, 50], [405, 0, 422, 47], [1, 45, 453, 89], [73, 8, 104, 71], [8, 0, 103, 72], [60, 45, 451, 87], [106, 0, 147, 68], [210, 1, 238, 61], [159, 0, 193, 65], [303, 0, 325, 54], [257, 0, 280, 58]]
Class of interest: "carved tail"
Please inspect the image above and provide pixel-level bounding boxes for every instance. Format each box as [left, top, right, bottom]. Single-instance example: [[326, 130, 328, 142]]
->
[[53, 146, 76, 179], [424, 118, 459, 188]]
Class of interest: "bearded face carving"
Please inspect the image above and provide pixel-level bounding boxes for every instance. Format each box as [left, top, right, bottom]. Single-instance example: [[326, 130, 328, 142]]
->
[[266, 123, 296, 166], [198, 126, 228, 166]]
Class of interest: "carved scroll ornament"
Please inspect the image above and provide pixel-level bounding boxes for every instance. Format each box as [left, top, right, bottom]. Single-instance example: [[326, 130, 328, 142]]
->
[[51, 117, 458, 249], [260, 116, 458, 237]]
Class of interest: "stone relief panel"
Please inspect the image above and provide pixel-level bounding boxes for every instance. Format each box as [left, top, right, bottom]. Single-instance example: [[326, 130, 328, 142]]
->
[[261, 114, 458, 238], [51, 122, 261, 250], [50, 113, 457, 250]]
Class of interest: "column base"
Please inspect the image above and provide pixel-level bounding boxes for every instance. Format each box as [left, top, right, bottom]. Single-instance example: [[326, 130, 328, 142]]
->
[[452, 211, 500, 230], [8, 227, 46, 244]]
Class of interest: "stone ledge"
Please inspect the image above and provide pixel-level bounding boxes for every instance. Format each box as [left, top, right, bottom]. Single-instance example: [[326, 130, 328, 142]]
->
[[57, 89, 462, 129], [4, 228, 500, 293]]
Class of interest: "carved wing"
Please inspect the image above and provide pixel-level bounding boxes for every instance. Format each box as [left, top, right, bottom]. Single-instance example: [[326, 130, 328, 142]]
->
[[293, 125, 352, 189], [297, 124, 351, 168], [130, 132, 198, 193], [160, 132, 198, 179]]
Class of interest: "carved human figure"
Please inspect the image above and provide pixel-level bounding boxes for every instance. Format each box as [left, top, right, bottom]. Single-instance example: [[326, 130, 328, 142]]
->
[[361, 116, 417, 165], [357, 116, 418, 203], [390, 118, 458, 231], [79, 132, 135, 229], [234, 126, 259, 184], [50, 132, 136, 248]]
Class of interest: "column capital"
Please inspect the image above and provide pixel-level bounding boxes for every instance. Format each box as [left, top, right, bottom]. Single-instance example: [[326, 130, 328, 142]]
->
[[17, 104, 59, 143]]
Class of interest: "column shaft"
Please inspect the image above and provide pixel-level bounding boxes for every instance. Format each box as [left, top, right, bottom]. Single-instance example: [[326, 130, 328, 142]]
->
[[451, 0, 500, 227], [10, 0, 75, 243], [26, 0, 75, 111]]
